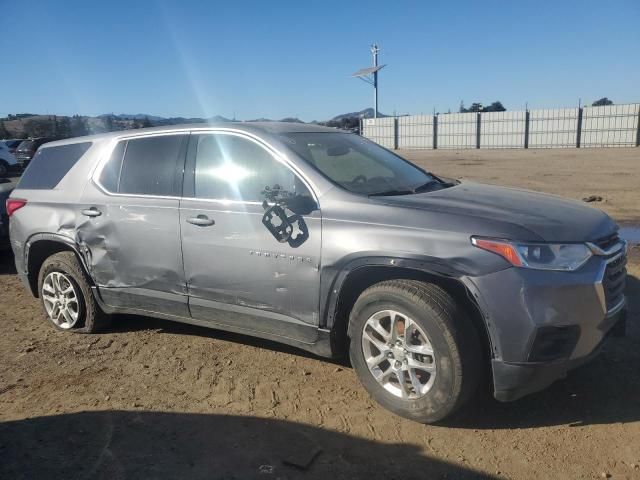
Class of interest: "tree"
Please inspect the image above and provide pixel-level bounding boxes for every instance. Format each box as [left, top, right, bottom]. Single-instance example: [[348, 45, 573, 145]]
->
[[140, 116, 153, 128], [104, 114, 115, 132], [0, 121, 9, 139], [459, 100, 506, 113], [592, 97, 613, 106], [24, 118, 56, 137], [70, 115, 89, 137], [484, 101, 506, 112], [57, 117, 72, 138]]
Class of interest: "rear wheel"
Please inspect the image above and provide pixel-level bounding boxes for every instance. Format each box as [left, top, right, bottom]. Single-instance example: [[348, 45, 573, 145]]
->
[[38, 252, 110, 333], [349, 279, 482, 423]]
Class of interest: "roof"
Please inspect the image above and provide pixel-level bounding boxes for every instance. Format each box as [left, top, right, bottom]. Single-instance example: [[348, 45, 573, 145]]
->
[[41, 121, 343, 148]]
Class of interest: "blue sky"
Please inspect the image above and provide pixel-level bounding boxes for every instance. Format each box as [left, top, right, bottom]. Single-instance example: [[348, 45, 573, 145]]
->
[[3, 0, 639, 121]]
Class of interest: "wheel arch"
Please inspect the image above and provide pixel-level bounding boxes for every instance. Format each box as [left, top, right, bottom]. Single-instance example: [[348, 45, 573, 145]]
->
[[324, 258, 496, 364], [24, 234, 93, 297]]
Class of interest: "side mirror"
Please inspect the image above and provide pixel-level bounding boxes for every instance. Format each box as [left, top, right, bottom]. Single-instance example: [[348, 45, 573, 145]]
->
[[286, 195, 317, 216], [326, 145, 350, 157]]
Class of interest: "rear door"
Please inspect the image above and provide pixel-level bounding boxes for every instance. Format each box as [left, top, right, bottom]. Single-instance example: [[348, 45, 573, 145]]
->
[[78, 133, 189, 316], [180, 131, 322, 341]]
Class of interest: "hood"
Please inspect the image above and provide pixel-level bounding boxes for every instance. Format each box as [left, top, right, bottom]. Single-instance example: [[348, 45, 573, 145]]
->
[[375, 181, 617, 242]]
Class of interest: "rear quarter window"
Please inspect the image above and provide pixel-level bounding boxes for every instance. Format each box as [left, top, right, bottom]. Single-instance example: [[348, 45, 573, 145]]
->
[[17, 142, 92, 189]]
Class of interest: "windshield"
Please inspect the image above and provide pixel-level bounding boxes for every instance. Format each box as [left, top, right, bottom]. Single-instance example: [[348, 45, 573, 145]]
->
[[280, 132, 436, 195], [17, 140, 36, 151]]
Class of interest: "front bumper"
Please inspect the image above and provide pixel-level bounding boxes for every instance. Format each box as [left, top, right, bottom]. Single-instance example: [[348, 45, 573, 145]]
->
[[465, 240, 627, 402], [492, 307, 626, 401]]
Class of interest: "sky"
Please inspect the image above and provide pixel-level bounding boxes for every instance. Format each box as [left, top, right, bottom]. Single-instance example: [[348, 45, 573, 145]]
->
[[2, 0, 639, 121]]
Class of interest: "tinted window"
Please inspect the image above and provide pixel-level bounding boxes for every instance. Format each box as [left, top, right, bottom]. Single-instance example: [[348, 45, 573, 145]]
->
[[99, 141, 126, 192], [280, 132, 434, 195], [193, 134, 307, 202], [17, 142, 92, 189], [118, 135, 185, 196]]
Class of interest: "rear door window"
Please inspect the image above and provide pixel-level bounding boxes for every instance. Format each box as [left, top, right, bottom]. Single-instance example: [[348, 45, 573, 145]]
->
[[99, 134, 187, 196], [17, 142, 92, 189]]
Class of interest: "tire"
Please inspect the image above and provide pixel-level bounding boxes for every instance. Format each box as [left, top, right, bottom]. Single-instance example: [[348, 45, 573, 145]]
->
[[348, 279, 482, 423], [38, 251, 110, 333]]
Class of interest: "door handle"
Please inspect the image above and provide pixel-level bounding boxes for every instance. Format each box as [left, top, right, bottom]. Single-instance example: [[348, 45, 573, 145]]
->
[[187, 215, 215, 226], [81, 208, 102, 217]]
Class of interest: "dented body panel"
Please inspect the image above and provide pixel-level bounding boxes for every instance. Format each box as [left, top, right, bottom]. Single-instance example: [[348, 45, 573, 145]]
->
[[78, 180, 188, 316], [180, 198, 322, 327]]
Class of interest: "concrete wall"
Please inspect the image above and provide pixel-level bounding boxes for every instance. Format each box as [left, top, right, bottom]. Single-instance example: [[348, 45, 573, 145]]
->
[[397, 115, 433, 149], [362, 103, 639, 149], [481, 111, 527, 148]]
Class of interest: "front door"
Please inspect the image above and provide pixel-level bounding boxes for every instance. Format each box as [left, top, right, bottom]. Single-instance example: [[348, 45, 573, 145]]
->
[[179, 131, 321, 341]]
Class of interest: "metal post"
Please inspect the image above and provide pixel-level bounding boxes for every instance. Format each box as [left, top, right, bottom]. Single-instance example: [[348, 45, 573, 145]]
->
[[476, 113, 481, 149], [636, 107, 640, 147], [433, 115, 438, 150], [576, 107, 583, 148], [524, 110, 530, 149], [393, 117, 399, 150], [372, 44, 379, 119]]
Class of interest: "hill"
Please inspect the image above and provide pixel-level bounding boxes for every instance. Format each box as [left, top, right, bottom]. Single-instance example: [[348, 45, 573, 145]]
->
[[1, 109, 374, 139]]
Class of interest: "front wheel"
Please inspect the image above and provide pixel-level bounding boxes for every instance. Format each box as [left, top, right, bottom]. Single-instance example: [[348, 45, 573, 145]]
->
[[349, 280, 482, 423], [38, 252, 110, 333]]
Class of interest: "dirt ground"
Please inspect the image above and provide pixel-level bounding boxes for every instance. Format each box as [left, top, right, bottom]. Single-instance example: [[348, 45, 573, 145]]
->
[[1, 148, 639, 480], [401, 147, 640, 223]]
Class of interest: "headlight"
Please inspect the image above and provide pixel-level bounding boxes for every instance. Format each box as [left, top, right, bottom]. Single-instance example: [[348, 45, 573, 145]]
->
[[471, 237, 592, 271]]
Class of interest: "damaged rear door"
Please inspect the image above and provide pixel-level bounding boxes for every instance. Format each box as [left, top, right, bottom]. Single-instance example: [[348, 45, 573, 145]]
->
[[78, 133, 189, 316], [180, 131, 321, 342]]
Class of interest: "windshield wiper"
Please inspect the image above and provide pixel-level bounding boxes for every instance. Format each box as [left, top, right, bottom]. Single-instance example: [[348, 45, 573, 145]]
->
[[413, 180, 441, 193], [368, 189, 415, 197]]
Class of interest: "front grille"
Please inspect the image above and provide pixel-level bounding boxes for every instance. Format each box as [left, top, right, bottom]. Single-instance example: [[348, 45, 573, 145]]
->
[[16, 154, 32, 166], [603, 252, 626, 311]]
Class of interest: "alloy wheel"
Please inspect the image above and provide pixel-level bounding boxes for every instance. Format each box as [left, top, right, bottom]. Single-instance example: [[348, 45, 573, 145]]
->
[[42, 272, 80, 329], [361, 309, 437, 399]]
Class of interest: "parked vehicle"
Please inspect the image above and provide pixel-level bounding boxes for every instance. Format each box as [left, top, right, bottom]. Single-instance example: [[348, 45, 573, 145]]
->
[[15, 137, 55, 168], [2, 139, 24, 155], [8, 123, 627, 423], [0, 142, 18, 177], [0, 178, 16, 248]]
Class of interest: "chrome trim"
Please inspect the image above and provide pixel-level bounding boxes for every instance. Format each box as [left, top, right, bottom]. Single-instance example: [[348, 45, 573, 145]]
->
[[89, 128, 320, 206], [180, 197, 263, 206], [586, 239, 627, 257], [594, 249, 627, 316], [605, 297, 626, 317], [90, 131, 185, 199]]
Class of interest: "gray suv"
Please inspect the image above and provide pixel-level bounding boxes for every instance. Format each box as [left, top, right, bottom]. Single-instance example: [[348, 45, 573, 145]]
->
[[7, 123, 627, 423]]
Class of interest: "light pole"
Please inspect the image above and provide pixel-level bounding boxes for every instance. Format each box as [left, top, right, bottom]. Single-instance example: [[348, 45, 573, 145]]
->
[[352, 44, 386, 119]]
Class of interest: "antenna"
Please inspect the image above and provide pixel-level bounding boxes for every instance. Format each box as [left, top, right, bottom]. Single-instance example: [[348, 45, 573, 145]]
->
[[352, 43, 386, 118]]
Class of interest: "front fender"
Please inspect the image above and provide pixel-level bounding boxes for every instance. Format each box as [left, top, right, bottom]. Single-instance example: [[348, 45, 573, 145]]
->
[[320, 252, 487, 326], [320, 253, 505, 361]]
